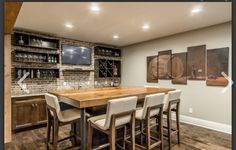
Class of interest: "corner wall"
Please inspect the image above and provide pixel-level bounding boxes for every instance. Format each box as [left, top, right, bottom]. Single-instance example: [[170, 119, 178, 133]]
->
[[121, 22, 232, 127], [5, 35, 12, 143]]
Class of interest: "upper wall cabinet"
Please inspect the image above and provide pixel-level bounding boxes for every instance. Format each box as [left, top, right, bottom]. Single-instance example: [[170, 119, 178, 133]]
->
[[94, 46, 121, 57], [13, 32, 59, 50]]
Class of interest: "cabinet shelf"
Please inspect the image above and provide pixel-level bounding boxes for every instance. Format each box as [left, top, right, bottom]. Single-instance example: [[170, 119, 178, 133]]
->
[[13, 32, 59, 50], [61, 68, 94, 72], [94, 46, 121, 57], [14, 68, 60, 80], [13, 50, 60, 64]]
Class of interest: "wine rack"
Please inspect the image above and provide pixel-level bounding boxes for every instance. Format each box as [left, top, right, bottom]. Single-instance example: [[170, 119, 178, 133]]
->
[[95, 59, 121, 78]]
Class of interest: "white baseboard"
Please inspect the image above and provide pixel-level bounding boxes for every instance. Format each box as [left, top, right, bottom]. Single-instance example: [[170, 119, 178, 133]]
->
[[169, 114, 231, 134]]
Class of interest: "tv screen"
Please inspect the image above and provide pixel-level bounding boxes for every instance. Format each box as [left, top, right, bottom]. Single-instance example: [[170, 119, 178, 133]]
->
[[61, 44, 91, 65]]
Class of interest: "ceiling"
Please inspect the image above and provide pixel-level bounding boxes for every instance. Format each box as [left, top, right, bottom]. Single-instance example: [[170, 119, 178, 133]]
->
[[15, 2, 231, 47]]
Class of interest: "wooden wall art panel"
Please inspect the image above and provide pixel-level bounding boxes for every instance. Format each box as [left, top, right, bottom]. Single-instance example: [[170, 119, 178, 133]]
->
[[206, 47, 229, 86], [171, 52, 187, 84], [158, 50, 172, 79], [147, 55, 158, 83], [187, 45, 206, 80]]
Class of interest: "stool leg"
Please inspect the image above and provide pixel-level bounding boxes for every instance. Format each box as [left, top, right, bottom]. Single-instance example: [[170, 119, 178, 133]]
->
[[70, 123, 74, 146], [167, 111, 172, 150], [158, 115, 163, 150], [71, 122, 78, 147], [146, 117, 150, 150], [87, 121, 93, 150], [131, 117, 135, 150], [123, 126, 126, 149], [176, 108, 180, 144], [46, 118, 51, 150], [52, 120, 54, 144], [109, 126, 116, 150], [53, 119, 59, 150], [140, 122, 144, 145]]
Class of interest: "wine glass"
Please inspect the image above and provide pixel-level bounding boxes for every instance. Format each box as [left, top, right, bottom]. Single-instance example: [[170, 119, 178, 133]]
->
[[28, 54, 33, 62], [15, 53, 20, 61], [39, 55, 43, 62], [23, 53, 28, 62], [33, 54, 38, 62]]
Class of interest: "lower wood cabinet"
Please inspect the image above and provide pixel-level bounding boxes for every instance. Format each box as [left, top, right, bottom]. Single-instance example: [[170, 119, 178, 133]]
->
[[12, 95, 47, 131]]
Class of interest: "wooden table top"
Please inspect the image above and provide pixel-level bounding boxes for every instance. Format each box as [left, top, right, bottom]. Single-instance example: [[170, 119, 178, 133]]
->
[[48, 86, 175, 108]]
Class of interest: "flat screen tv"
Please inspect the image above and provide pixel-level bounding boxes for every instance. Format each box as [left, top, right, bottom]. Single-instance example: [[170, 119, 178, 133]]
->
[[61, 44, 91, 65]]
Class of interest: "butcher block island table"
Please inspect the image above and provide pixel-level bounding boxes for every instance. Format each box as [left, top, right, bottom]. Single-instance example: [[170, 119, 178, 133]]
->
[[48, 86, 175, 150]]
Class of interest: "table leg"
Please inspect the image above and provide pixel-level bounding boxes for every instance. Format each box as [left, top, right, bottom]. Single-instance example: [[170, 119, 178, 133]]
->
[[80, 108, 87, 150]]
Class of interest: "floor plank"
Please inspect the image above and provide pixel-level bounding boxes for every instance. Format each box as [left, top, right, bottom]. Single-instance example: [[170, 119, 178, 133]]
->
[[5, 121, 231, 150]]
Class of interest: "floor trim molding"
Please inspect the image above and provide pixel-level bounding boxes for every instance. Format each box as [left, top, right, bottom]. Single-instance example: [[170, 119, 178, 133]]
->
[[170, 114, 231, 134]]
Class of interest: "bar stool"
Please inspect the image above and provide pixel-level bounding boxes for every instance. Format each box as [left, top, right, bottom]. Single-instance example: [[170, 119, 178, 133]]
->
[[135, 93, 165, 150], [163, 90, 182, 150], [87, 96, 138, 150], [45, 93, 82, 150]]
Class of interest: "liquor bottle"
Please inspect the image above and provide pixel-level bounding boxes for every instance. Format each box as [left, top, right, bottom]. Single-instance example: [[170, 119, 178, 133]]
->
[[36, 70, 40, 78], [31, 69, 34, 78]]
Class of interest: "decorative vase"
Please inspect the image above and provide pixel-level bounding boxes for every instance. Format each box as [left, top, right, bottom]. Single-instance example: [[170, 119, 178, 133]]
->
[[18, 36, 24, 45]]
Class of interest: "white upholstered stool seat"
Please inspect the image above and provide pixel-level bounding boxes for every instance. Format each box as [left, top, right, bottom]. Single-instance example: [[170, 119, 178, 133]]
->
[[163, 89, 181, 112], [162, 89, 182, 150], [88, 114, 106, 130], [59, 108, 81, 123], [135, 107, 144, 120], [135, 93, 165, 150], [45, 93, 82, 150], [87, 96, 138, 150]]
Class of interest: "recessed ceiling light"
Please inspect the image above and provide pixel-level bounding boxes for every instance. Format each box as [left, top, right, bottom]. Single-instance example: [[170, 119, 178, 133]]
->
[[191, 7, 202, 13], [142, 24, 150, 30], [65, 23, 73, 28], [90, 4, 100, 12], [113, 35, 119, 39]]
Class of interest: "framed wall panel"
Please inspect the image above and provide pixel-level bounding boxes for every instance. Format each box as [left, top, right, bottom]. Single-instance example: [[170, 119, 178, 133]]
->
[[171, 52, 187, 84], [158, 50, 172, 79], [147, 55, 158, 83], [206, 47, 229, 86], [187, 45, 206, 80]]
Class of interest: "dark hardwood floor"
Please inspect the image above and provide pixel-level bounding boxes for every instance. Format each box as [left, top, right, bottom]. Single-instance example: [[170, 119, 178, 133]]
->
[[5, 121, 231, 150]]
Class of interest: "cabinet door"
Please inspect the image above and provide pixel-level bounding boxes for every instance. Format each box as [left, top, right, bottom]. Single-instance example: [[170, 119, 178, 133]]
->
[[35, 100, 47, 123], [12, 100, 36, 129]]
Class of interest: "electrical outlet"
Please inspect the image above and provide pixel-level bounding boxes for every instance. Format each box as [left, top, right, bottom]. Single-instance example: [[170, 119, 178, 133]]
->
[[189, 108, 193, 114]]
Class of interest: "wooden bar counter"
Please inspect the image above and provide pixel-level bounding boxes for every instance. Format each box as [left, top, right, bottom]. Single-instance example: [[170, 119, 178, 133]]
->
[[48, 86, 175, 150]]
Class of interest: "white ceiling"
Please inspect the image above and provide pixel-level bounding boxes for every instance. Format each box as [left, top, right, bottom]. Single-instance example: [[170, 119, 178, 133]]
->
[[15, 2, 231, 47]]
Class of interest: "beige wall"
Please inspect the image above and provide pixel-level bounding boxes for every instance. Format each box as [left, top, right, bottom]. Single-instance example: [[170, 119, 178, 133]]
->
[[121, 22, 231, 125], [5, 34, 12, 143]]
